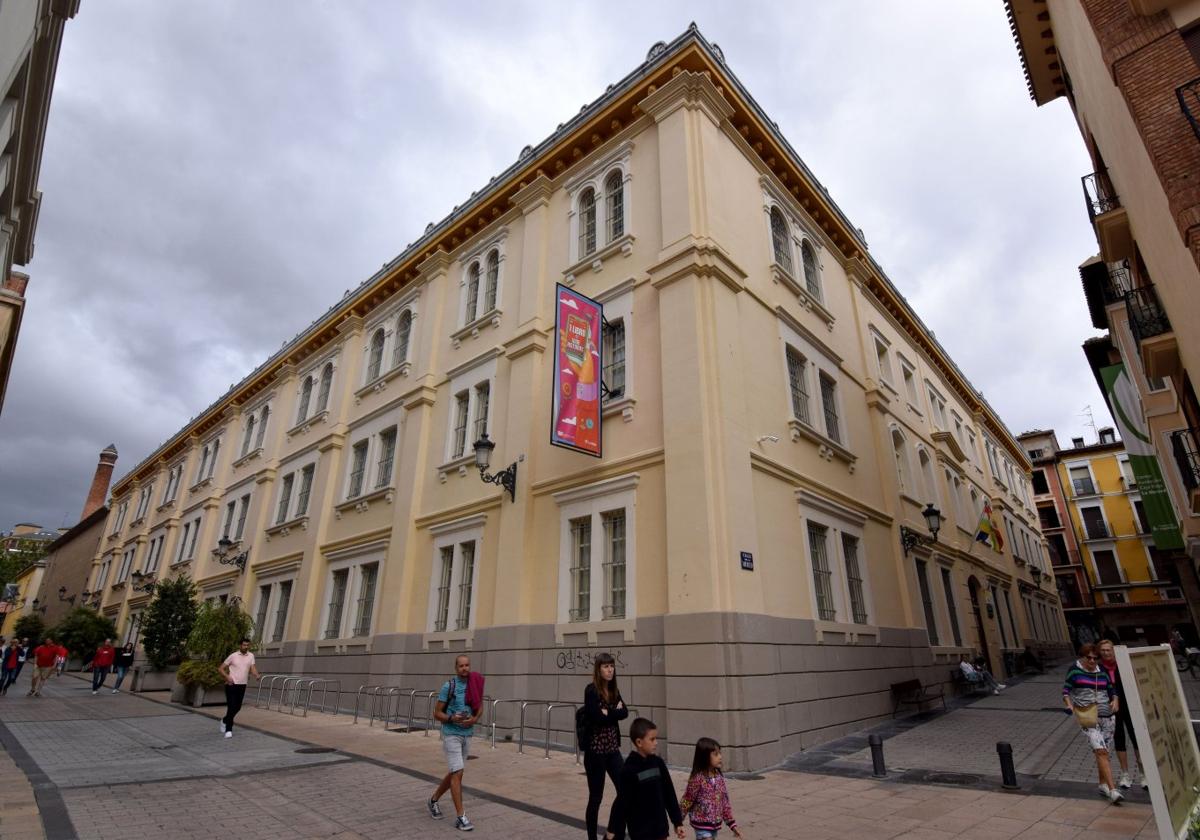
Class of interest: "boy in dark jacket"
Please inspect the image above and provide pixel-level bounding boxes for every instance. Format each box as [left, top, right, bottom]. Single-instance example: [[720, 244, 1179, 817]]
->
[[606, 718, 684, 840]]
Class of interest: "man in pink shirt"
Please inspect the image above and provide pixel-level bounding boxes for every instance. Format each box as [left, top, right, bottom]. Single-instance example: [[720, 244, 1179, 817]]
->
[[216, 638, 259, 738]]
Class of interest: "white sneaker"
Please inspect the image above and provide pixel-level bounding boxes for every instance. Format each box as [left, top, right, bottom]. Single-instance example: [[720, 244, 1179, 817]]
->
[[993, 689, 1000, 695], [1118, 772, 1132, 789], [1109, 787, 1124, 804], [224, 731, 233, 739], [997, 684, 1007, 690], [91, 690, 97, 695], [1098, 783, 1110, 799], [111, 689, 118, 694]]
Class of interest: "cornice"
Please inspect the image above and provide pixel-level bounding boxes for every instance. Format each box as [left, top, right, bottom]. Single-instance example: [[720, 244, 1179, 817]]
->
[[638, 69, 734, 127]]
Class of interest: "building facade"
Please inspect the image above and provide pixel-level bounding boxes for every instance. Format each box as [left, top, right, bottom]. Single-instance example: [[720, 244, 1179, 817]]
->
[[0, 0, 79, 417], [90, 29, 1066, 769], [1006, 0, 1200, 629]]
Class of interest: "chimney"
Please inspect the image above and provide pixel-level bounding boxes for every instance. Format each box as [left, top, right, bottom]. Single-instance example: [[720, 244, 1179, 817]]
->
[[82, 444, 118, 519]]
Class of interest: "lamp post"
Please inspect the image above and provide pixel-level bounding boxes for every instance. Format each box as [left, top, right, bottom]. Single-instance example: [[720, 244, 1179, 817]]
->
[[58, 586, 76, 606], [29, 598, 47, 615], [473, 433, 517, 502], [212, 538, 248, 573], [900, 504, 943, 556]]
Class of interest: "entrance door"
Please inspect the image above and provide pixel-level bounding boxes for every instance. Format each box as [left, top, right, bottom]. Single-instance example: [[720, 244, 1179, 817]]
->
[[968, 576, 993, 673]]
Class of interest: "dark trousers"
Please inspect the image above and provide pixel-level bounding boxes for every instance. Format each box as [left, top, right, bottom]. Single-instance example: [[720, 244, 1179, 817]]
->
[[1114, 705, 1139, 753], [223, 684, 247, 732], [91, 666, 109, 691], [5, 662, 24, 689], [112, 666, 129, 690], [584, 749, 623, 838]]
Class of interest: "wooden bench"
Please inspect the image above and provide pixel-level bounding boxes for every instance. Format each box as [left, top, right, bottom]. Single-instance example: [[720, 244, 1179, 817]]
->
[[950, 668, 991, 696], [890, 679, 946, 717]]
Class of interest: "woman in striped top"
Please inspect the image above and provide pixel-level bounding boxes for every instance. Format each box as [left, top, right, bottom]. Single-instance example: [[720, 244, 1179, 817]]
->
[[1063, 643, 1122, 804]]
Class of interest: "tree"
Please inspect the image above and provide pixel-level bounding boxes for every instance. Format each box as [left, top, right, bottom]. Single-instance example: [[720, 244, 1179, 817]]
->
[[0, 538, 51, 591], [141, 577, 198, 670], [187, 599, 253, 663], [12, 614, 46, 642], [51, 608, 117, 658]]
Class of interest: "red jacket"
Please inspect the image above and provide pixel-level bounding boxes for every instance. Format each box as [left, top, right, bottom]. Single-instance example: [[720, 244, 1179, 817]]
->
[[93, 644, 116, 668]]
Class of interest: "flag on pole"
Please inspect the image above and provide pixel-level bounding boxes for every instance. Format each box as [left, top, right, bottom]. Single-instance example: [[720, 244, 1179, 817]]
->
[[975, 499, 1004, 553]]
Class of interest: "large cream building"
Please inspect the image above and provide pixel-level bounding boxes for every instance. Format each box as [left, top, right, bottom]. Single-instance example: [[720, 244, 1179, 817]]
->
[[91, 28, 1066, 770]]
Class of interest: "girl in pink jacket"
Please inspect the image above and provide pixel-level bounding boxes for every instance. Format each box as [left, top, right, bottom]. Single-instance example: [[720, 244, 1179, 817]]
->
[[680, 738, 741, 839]]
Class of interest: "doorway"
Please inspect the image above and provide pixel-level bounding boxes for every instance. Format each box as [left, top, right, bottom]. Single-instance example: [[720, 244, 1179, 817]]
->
[[968, 576, 992, 673]]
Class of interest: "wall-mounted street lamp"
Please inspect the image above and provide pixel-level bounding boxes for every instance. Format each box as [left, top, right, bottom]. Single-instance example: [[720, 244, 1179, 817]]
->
[[212, 538, 248, 573], [473, 433, 517, 502], [58, 586, 76, 606], [1030, 567, 1043, 589], [900, 504, 943, 556], [128, 571, 157, 594], [29, 598, 47, 614]]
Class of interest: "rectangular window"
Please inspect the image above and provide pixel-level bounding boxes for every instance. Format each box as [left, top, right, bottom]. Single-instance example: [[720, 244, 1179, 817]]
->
[[927, 387, 947, 430], [117, 550, 133, 583], [900, 359, 918, 405], [473, 383, 490, 443], [207, 440, 220, 479], [602, 511, 627, 619], [222, 501, 236, 539], [1031, 470, 1049, 495], [348, 440, 368, 498], [353, 563, 379, 637], [324, 569, 349, 639], [992, 585, 1009, 647], [234, 494, 250, 541], [187, 517, 200, 558], [915, 560, 939, 646], [276, 474, 294, 524], [145, 537, 163, 574], [874, 337, 892, 386], [603, 320, 626, 399], [1003, 590, 1017, 647], [940, 567, 962, 646], [841, 534, 867, 624], [786, 346, 810, 424], [296, 464, 315, 516], [271, 581, 292, 643], [1133, 500, 1150, 534], [254, 585, 271, 642], [434, 546, 453, 632], [452, 391, 470, 458], [1069, 466, 1096, 496], [376, 427, 397, 489], [1080, 506, 1108, 539], [807, 523, 835, 621], [1038, 506, 1061, 530], [455, 544, 475, 630], [569, 517, 591, 622], [176, 524, 190, 563], [819, 373, 840, 443], [1093, 549, 1123, 585]]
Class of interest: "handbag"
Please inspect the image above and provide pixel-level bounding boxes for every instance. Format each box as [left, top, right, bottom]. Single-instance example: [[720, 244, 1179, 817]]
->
[[1073, 703, 1099, 729]]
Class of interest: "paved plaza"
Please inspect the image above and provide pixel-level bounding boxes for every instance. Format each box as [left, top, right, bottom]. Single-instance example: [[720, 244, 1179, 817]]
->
[[0, 667, 1174, 839]]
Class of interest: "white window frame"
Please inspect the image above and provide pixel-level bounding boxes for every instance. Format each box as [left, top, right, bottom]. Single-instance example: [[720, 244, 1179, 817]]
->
[[456, 232, 508, 330], [898, 354, 920, 408], [1065, 459, 1099, 497], [796, 490, 875, 639], [553, 475, 639, 642], [426, 516, 486, 639], [926, 382, 948, 430], [143, 531, 166, 575], [294, 353, 340, 427], [597, 280, 635, 415], [441, 352, 498, 466], [341, 413, 402, 502], [565, 142, 633, 267], [916, 445, 939, 508], [870, 329, 894, 389], [777, 312, 851, 457], [320, 542, 386, 642]]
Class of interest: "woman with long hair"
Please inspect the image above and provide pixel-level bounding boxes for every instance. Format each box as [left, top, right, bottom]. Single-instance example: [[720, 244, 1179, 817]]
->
[[1097, 639, 1146, 790], [1063, 642, 1122, 803], [583, 652, 628, 838]]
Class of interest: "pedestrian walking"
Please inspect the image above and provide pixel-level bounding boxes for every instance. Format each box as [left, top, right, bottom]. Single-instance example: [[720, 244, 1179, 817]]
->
[[427, 654, 484, 832], [958, 654, 1005, 694], [111, 643, 135, 693], [1098, 639, 1147, 791], [28, 637, 59, 697], [680, 738, 740, 840], [90, 638, 116, 694], [54, 640, 68, 676], [10, 637, 30, 689], [583, 652, 629, 839], [0, 638, 14, 696], [1064, 643, 1123, 804], [217, 638, 259, 737], [606, 718, 685, 840]]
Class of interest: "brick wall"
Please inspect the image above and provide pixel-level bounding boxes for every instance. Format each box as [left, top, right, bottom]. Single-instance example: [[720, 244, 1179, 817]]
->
[[1081, 0, 1200, 270]]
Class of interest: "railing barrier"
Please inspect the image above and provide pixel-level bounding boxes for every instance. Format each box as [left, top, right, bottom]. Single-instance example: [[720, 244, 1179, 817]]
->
[[544, 702, 579, 763]]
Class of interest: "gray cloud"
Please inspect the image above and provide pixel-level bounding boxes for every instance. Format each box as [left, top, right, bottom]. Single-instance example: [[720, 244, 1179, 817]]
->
[[0, 1, 1113, 529]]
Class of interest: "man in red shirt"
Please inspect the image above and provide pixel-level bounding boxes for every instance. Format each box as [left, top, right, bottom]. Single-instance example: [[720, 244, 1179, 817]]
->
[[91, 639, 116, 695], [29, 637, 59, 697]]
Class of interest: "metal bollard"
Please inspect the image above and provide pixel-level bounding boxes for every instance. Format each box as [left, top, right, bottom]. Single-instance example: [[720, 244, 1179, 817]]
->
[[997, 741, 1018, 790], [867, 734, 886, 778]]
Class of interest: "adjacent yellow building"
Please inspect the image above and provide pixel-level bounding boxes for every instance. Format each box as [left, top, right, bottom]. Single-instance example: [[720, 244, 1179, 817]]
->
[[88, 28, 1066, 769]]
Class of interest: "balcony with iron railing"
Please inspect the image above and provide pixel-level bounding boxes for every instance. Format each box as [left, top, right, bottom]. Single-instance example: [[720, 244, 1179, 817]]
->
[[1171, 427, 1200, 514], [1126, 283, 1179, 379], [1081, 169, 1133, 262], [1179, 77, 1200, 144], [1072, 477, 1098, 497], [1082, 520, 1111, 541]]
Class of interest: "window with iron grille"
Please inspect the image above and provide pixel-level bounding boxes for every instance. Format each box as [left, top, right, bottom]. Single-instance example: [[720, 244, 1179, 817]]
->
[[569, 517, 591, 622], [271, 581, 292, 643], [234, 494, 250, 541], [465, 263, 480, 323], [786, 346, 810, 424], [606, 171, 624, 241], [325, 569, 349, 639], [254, 585, 271, 642], [353, 563, 378, 637], [801, 240, 820, 299], [434, 546, 453, 632], [222, 501, 236, 539], [376, 427, 396, 489], [296, 464, 314, 516], [393, 311, 412, 367], [176, 524, 190, 564], [276, 474, 294, 524], [940, 566, 962, 646], [255, 406, 269, 449], [297, 376, 313, 423], [603, 320, 625, 400], [348, 440, 368, 498], [186, 517, 200, 558], [915, 560, 939, 646], [366, 329, 385, 381], [819, 373, 840, 443], [841, 534, 868, 624], [452, 392, 469, 458], [602, 510, 626, 619], [484, 251, 499, 313], [456, 543, 475, 630], [317, 363, 333, 411], [770, 207, 791, 273], [807, 523, 835, 620], [241, 416, 256, 457], [473, 383, 490, 443], [579, 188, 597, 257]]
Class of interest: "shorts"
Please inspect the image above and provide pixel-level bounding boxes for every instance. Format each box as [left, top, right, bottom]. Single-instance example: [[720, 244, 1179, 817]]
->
[[443, 734, 470, 773], [1082, 716, 1116, 752], [35, 667, 54, 681], [696, 830, 720, 840]]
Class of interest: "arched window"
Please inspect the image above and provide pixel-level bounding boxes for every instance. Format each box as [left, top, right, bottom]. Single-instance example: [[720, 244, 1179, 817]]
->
[[605, 170, 624, 241], [770, 207, 791, 273], [317, 363, 333, 411], [393, 311, 412, 367], [255, 405, 269, 449], [918, 448, 937, 505], [297, 376, 313, 423], [484, 250, 499, 313], [465, 262, 480, 323], [891, 429, 913, 495], [578, 188, 597, 257], [241, 415, 256, 457], [801, 240, 820, 298], [367, 329, 385, 381]]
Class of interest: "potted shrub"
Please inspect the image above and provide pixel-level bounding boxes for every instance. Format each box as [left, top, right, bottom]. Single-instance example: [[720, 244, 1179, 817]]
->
[[175, 599, 253, 707], [139, 578, 198, 693]]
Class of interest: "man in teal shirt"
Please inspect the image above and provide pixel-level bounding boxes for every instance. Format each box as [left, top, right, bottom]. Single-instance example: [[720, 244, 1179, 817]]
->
[[428, 654, 481, 831]]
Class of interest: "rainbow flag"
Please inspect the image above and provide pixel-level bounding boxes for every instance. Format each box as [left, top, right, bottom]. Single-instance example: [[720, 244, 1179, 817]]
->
[[975, 500, 1005, 553]]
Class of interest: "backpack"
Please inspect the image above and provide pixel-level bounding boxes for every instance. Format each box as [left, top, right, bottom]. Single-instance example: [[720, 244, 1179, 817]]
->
[[575, 705, 591, 751]]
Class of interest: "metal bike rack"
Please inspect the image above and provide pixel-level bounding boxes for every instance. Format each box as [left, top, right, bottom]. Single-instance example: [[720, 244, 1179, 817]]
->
[[353, 684, 387, 723], [391, 688, 420, 730], [372, 686, 403, 727], [273, 677, 301, 711], [258, 674, 301, 709], [490, 699, 523, 748], [419, 690, 440, 736], [544, 702, 580, 763], [518, 701, 550, 754]]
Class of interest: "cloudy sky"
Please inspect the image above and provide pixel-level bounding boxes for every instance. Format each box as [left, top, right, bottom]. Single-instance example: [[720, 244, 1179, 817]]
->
[[0, 1, 1107, 531]]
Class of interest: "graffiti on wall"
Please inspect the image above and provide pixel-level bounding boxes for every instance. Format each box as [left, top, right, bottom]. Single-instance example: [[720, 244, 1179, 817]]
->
[[555, 649, 628, 671]]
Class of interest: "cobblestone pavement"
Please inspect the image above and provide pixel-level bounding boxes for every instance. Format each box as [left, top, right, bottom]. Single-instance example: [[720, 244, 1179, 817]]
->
[[0, 670, 1166, 838]]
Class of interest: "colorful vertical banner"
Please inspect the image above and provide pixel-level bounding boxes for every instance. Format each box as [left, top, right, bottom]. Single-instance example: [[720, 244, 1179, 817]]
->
[[551, 284, 603, 458], [1101, 364, 1184, 551]]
